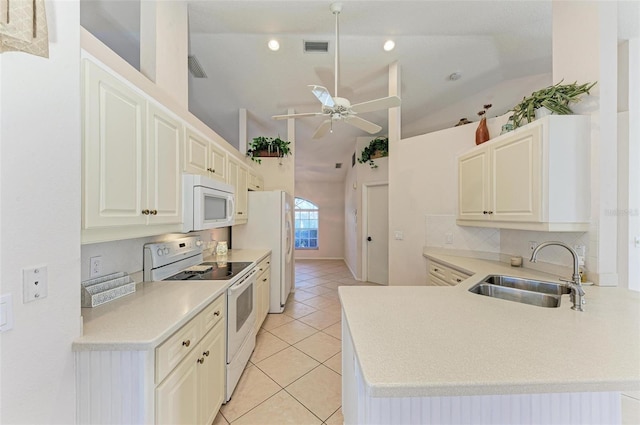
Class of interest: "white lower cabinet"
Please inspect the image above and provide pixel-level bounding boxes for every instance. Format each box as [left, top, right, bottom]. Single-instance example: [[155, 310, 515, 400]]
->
[[255, 255, 271, 332], [457, 115, 590, 231], [76, 294, 226, 425], [426, 260, 471, 286]]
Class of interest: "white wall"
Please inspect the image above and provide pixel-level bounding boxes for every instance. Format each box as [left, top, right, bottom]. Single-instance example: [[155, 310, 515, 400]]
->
[[343, 137, 390, 280], [295, 181, 345, 260], [80, 228, 229, 281], [0, 1, 81, 423]]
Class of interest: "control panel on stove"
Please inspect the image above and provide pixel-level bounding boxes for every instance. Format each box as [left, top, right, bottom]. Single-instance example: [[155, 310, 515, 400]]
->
[[144, 236, 204, 269]]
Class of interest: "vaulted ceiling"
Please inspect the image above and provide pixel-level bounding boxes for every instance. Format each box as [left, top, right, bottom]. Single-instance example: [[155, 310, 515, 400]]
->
[[81, 0, 639, 182]]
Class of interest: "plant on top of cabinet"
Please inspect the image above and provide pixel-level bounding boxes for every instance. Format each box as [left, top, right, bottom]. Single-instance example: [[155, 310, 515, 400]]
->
[[358, 136, 388, 169], [511, 80, 597, 129], [246, 136, 291, 163]]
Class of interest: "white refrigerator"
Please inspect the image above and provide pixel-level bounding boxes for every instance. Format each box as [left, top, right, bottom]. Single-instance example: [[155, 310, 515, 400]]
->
[[232, 190, 294, 313]]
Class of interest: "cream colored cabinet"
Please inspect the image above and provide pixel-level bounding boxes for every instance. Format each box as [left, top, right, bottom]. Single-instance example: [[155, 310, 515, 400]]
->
[[427, 260, 471, 286], [254, 255, 271, 332], [184, 128, 227, 182], [228, 157, 249, 224], [457, 115, 590, 231], [155, 296, 226, 425], [248, 170, 264, 191], [82, 59, 183, 242]]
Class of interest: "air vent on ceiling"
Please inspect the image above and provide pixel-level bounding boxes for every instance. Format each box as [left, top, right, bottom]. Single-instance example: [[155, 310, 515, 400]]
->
[[335, 163, 343, 169], [304, 40, 329, 53], [188, 55, 208, 78]]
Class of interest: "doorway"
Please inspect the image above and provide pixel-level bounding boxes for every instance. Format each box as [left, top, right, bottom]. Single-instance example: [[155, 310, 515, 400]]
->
[[363, 183, 389, 285]]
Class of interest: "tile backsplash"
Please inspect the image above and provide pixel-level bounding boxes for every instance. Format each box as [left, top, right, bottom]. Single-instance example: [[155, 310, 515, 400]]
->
[[425, 215, 500, 253], [500, 229, 589, 270]]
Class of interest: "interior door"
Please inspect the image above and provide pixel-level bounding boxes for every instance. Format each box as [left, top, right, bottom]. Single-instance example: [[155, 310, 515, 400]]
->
[[365, 184, 389, 285]]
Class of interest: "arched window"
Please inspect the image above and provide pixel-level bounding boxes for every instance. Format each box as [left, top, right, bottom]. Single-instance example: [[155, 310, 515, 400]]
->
[[294, 198, 319, 249]]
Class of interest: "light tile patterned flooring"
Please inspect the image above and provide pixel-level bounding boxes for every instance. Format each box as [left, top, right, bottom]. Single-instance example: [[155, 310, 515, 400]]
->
[[213, 259, 375, 425]]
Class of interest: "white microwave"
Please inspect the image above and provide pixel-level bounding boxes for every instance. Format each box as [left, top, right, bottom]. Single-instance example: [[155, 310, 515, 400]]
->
[[183, 174, 235, 232]]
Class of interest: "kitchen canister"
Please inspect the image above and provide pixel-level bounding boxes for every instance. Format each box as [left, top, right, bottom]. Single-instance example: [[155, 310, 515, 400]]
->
[[216, 241, 228, 255]]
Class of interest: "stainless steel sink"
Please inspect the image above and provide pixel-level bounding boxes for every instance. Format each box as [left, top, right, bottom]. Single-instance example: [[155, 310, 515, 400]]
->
[[468, 275, 569, 308], [481, 275, 571, 296]]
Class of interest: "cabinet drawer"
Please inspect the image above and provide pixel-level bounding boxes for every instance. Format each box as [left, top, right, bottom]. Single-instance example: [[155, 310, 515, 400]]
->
[[449, 270, 470, 286], [201, 294, 225, 335], [428, 263, 449, 281], [429, 275, 450, 286], [256, 256, 271, 276], [156, 316, 200, 384]]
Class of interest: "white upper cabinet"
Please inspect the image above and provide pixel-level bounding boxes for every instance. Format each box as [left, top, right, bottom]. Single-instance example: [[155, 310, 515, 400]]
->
[[227, 157, 249, 224], [184, 128, 227, 182], [457, 115, 590, 232], [82, 59, 183, 242]]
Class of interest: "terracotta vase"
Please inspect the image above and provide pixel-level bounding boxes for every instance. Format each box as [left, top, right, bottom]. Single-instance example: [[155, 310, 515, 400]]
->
[[475, 116, 490, 145]]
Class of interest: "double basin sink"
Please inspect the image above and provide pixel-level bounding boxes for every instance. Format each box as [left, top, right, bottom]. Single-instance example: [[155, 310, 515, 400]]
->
[[469, 275, 571, 308]]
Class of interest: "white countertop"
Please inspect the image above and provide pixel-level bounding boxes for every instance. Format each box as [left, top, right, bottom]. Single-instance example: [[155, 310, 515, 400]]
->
[[73, 249, 270, 351], [339, 250, 640, 398]]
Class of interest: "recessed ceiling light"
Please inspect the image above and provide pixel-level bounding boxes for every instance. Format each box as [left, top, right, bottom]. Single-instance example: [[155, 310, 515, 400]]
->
[[383, 40, 395, 52], [268, 39, 280, 51]]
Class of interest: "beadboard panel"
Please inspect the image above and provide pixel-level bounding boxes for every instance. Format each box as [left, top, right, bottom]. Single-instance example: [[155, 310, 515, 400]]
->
[[76, 350, 154, 424]]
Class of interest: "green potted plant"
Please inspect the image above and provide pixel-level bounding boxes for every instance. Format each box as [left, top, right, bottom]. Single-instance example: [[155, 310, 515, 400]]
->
[[246, 136, 291, 163], [358, 137, 388, 169], [511, 80, 596, 129]]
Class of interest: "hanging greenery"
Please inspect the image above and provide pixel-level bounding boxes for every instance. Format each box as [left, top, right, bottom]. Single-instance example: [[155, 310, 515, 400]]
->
[[246, 136, 291, 163], [358, 137, 388, 169]]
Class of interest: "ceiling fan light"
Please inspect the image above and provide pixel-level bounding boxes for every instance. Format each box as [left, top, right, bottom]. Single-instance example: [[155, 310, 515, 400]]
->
[[383, 40, 395, 51], [268, 39, 280, 51]]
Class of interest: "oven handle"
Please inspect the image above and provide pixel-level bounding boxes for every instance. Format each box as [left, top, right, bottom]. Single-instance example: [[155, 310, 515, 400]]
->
[[228, 268, 257, 294]]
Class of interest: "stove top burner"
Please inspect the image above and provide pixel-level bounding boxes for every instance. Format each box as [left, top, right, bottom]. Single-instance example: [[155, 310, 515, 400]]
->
[[165, 261, 253, 281]]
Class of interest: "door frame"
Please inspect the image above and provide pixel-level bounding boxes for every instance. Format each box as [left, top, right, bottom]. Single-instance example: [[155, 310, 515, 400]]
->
[[361, 181, 389, 284]]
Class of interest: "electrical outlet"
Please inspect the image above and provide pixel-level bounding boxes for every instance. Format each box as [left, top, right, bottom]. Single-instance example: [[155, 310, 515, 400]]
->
[[23, 266, 48, 303], [445, 232, 454, 244], [529, 241, 538, 251], [90, 256, 102, 278], [394, 231, 404, 240], [574, 245, 586, 266]]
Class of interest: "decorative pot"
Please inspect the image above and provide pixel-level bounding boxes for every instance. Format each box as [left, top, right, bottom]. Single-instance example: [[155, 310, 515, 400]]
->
[[534, 106, 552, 120], [475, 116, 490, 145], [369, 150, 387, 159], [255, 149, 281, 158]]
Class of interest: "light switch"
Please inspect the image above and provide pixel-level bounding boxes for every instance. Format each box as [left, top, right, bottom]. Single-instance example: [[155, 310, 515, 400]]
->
[[394, 231, 404, 240], [0, 293, 14, 332], [23, 265, 48, 303]]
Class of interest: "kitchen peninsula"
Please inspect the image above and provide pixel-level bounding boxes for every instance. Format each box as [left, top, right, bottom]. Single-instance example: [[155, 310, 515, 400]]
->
[[339, 252, 640, 424]]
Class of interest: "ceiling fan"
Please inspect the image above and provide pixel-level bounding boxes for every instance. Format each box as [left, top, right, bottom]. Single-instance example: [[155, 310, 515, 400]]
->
[[272, 2, 401, 139]]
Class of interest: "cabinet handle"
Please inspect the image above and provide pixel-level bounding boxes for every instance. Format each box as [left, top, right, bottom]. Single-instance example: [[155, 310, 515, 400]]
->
[[238, 212, 244, 215], [203, 350, 210, 357], [142, 209, 150, 215], [182, 339, 191, 347], [214, 311, 220, 317], [197, 357, 205, 364]]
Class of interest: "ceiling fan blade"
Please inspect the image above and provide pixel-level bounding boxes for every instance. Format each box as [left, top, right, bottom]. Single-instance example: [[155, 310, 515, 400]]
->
[[272, 112, 324, 120], [309, 85, 335, 108], [312, 120, 332, 139], [350, 96, 401, 114], [344, 115, 382, 134]]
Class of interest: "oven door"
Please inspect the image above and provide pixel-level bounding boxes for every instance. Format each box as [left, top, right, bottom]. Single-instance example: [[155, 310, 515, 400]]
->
[[226, 268, 257, 362], [194, 186, 235, 230]]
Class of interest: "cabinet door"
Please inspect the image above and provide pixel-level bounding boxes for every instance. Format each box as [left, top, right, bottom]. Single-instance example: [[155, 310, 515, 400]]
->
[[148, 105, 183, 225], [490, 126, 541, 222], [458, 148, 490, 220], [198, 323, 226, 425], [156, 350, 199, 425], [83, 60, 147, 228], [209, 142, 227, 181], [184, 129, 209, 176], [237, 165, 249, 220]]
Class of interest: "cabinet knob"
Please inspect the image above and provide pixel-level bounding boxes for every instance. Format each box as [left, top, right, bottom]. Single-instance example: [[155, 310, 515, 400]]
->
[[434, 268, 439, 272], [456, 278, 462, 282], [488, 211, 494, 215], [238, 212, 244, 215], [263, 278, 267, 282], [214, 311, 220, 317], [483, 211, 488, 215], [142, 209, 150, 215], [203, 350, 210, 357], [197, 357, 205, 364], [150, 209, 158, 215], [182, 339, 191, 347]]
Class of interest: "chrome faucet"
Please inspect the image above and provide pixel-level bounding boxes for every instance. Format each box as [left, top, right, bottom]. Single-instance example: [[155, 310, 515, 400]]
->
[[530, 241, 585, 311]]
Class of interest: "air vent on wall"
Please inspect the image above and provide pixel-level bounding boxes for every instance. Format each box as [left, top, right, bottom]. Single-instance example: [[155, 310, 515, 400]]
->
[[304, 40, 329, 53], [188, 55, 208, 78], [335, 163, 343, 169]]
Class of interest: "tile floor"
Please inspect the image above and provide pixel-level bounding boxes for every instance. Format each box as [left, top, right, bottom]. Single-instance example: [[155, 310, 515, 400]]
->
[[213, 259, 376, 425]]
